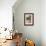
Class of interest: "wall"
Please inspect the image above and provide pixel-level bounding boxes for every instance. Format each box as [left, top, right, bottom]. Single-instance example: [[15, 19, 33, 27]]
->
[[0, 0, 17, 38], [41, 0, 46, 46], [0, 0, 16, 30], [13, 0, 41, 46]]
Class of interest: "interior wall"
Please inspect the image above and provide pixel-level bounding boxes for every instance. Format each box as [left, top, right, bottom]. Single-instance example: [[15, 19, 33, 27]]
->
[[13, 0, 41, 46], [41, 0, 46, 46], [0, 0, 16, 30]]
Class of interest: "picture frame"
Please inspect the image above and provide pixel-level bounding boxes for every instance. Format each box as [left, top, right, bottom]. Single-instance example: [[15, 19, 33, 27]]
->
[[24, 13, 34, 26]]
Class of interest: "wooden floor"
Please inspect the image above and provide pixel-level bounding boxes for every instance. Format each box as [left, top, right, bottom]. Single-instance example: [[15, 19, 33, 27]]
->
[[0, 39, 16, 46]]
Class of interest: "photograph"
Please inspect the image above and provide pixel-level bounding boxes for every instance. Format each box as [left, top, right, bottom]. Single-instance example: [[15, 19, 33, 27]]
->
[[0, 0, 45, 46], [24, 13, 34, 26]]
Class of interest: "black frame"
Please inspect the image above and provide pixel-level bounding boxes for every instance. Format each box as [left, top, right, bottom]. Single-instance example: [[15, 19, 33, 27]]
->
[[24, 13, 34, 26]]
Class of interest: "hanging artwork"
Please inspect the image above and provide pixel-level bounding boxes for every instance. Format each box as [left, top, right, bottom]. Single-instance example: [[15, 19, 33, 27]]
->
[[24, 13, 34, 26]]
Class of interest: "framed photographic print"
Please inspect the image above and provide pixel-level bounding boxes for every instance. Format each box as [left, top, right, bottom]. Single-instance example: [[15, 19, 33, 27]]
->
[[24, 13, 34, 26]]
